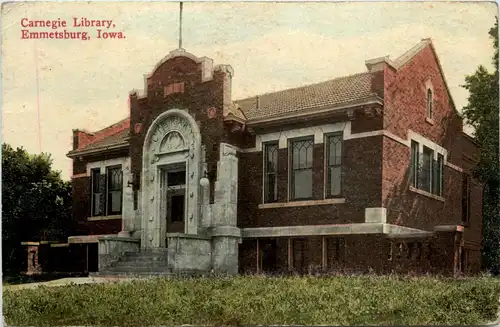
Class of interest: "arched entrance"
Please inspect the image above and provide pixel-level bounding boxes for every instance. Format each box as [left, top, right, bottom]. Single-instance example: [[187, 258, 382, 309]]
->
[[141, 109, 202, 249]]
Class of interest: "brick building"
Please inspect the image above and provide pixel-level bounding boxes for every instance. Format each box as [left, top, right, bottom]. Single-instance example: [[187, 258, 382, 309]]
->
[[61, 38, 482, 276]]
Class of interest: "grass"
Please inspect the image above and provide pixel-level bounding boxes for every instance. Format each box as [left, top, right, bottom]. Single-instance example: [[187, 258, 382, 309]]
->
[[3, 272, 87, 286], [3, 274, 500, 326]]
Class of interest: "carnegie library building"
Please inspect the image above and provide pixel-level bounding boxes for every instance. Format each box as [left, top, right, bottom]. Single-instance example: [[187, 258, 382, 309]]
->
[[24, 39, 483, 277]]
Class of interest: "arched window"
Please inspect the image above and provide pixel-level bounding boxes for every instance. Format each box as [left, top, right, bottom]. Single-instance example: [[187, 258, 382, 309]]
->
[[426, 89, 433, 119]]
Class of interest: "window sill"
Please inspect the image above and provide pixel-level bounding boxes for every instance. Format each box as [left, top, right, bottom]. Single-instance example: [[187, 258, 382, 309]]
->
[[409, 186, 444, 202], [258, 198, 346, 209], [88, 215, 122, 221], [425, 117, 435, 125]]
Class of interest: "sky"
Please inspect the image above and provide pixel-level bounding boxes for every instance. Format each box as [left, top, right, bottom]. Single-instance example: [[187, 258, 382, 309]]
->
[[1, 1, 498, 180]]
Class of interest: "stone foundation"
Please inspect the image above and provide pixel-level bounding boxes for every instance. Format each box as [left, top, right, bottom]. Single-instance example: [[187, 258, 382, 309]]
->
[[98, 236, 140, 271], [167, 233, 212, 273]]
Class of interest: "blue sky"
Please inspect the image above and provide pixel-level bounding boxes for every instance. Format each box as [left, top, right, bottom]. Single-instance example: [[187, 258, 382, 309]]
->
[[1, 1, 497, 179]]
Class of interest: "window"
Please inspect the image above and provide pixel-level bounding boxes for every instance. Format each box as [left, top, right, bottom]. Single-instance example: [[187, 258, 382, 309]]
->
[[325, 133, 342, 197], [436, 154, 444, 196], [462, 173, 471, 224], [410, 141, 419, 187], [91, 168, 102, 216], [427, 89, 433, 119], [420, 146, 433, 193], [410, 141, 444, 197], [289, 137, 314, 200], [106, 166, 123, 215], [263, 142, 278, 203]]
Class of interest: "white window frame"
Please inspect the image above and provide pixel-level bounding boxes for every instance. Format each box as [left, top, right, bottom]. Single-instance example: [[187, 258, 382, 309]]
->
[[408, 132, 447, 197], [288, 135, 315, 202], [86, 157, 129, 217], [262, 141, 279, 204], [323, 132, 343, 199]]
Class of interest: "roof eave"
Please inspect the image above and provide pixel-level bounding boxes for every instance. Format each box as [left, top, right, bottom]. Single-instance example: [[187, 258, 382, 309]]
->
[[66, 141, 129, 159], [245, 96, 384, 126], [223, 114, 246, 125]]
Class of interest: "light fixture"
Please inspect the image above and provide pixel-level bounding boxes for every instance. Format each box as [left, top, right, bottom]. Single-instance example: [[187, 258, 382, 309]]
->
[[199, 170, 210, 188]]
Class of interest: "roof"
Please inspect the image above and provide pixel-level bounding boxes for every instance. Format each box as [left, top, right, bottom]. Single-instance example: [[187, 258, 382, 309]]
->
[[70, 39, 460, 157], [235, 72, 374, 121], [67, 128, 129, 156]]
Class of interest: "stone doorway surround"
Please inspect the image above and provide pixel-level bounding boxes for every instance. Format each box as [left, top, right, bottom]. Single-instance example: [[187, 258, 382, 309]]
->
[[141, 109, 203, 249]]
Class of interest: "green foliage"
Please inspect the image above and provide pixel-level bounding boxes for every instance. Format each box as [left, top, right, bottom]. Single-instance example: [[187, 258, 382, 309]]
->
[[461, 20, 500, 274], [4, 275, 500, 326], [2, 144, 73, 274]]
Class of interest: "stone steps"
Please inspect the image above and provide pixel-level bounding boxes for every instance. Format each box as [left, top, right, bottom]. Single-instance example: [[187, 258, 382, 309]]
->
[[97, 249, 173, 277], [106, 265, 171, 273], [121, 255, 168, 262]]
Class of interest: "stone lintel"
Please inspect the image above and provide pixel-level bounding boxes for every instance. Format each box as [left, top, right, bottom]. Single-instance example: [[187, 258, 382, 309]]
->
[[241, 223, 385, 238], [241, 223, 433, 238]]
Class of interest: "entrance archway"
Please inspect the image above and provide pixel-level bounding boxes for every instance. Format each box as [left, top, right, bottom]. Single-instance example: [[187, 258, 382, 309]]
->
[[141, 109, 202, 249]]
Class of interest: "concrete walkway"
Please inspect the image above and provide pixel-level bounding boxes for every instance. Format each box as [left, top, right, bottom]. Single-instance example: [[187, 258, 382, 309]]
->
[[3, 276, 136, 291]]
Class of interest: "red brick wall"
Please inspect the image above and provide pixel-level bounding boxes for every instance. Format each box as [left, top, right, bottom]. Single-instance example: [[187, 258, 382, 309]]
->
[[72, 149, 129, 176], [381, 44, 477, 231], [237, 136, 383, 228], [237, 235, 447, 275], [383, 46, 463, 147], [351, 113, 383, 133], [71, 149, 129, 236], [88, 219, 122, 235], [464, 178, 483, 249], [72, 176, 90, 235], [382, 137, 462, 230], [74, 118, 130, 151], [129, 56, 232, 197]]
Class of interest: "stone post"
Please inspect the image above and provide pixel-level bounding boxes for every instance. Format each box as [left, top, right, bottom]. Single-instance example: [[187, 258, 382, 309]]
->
[[200, 160, 212, 229], [210, 143, 241, 275], [119, 159, 135, 237]]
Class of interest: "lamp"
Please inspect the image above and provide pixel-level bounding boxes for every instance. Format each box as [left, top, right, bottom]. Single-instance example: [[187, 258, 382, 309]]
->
[[200, 170, 210, 188]]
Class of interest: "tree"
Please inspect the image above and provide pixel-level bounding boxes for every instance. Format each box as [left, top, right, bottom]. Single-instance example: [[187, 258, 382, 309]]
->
[[2, 144, 73, 275], [461, 20, 500, 274]]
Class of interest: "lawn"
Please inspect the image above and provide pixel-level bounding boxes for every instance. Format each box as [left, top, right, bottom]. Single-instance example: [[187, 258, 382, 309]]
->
[[3, 275, 500, 326]]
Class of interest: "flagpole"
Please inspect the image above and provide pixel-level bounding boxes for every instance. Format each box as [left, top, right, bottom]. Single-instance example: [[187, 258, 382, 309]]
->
[[179, 2, 183, 49]]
